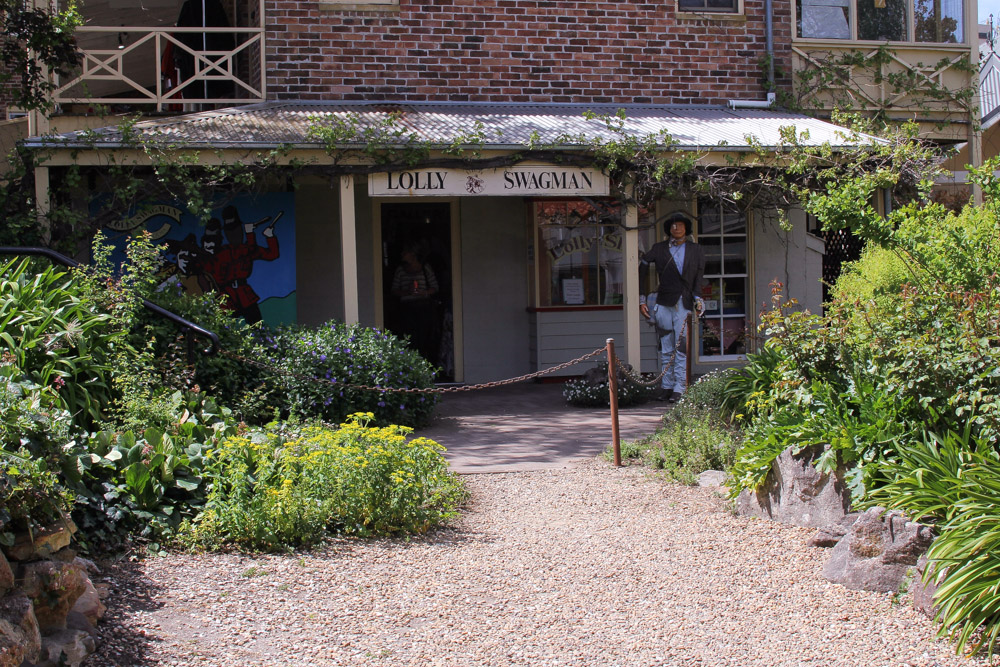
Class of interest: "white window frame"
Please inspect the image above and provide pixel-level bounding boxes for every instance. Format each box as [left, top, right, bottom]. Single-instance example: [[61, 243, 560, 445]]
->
[[696, 200, 750, 363]]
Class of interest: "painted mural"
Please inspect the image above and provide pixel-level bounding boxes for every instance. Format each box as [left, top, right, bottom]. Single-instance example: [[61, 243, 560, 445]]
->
[[102, 193, 296, 326]]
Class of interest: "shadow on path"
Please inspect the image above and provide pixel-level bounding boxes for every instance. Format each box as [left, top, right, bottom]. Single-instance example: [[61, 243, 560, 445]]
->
[[415, 382, 668, 473]]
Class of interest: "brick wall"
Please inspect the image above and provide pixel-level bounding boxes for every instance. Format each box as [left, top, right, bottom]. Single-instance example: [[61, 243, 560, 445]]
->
[[266, 0, 793, 105]]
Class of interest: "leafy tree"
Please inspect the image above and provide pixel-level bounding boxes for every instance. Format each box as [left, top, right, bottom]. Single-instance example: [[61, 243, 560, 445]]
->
[[1, 0, 82, 113]]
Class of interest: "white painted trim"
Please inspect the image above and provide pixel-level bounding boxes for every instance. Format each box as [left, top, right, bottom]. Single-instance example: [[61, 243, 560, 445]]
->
[[624, 201, 641, 369], [340, 175, 359, 325]]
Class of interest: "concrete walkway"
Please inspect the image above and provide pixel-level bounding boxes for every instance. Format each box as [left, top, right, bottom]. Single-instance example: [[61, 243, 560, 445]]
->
[[414, 382, 669, 473]]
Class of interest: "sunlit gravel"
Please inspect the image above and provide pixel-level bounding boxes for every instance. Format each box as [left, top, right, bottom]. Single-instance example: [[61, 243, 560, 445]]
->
[[83, 459, 995, 667]]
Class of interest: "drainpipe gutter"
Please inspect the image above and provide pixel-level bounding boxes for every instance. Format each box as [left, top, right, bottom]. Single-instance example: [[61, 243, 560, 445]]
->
[[766, 0, 774, 87], [728, 92, 777, 109]]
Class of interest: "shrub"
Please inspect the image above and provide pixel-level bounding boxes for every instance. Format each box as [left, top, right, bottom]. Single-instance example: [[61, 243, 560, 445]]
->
[[180, 413, 467, 551], [70, 391, 240, 551], [563, 362, 654, 407], [608, 373, 741, 484], [0, 257, 124, 428], [265, 322, 438, 427], [0, 363, 76, 542], [132, 285, 272, 424]]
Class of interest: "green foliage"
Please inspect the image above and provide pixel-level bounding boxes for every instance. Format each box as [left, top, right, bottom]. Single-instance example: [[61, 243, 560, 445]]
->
[[70, 391, 239, 549], [130, 283, 271, 425], [867, 429, 1000, 657], [792, 45, 976, 122], [0, 0, 82, 112], [563, 362, 654, 407], [180, 414, 467, 551], [264, 322, 438, 428], [612, 374, 741, 484], [0, 363, 76, 541], [0, 257, 123, 428]]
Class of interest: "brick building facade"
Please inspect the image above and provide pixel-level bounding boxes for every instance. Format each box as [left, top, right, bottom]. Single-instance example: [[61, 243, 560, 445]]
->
[[266, 1, 792, 105]]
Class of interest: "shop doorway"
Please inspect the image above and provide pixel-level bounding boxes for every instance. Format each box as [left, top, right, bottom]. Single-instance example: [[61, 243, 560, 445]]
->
[[381, 202, 454, 382]]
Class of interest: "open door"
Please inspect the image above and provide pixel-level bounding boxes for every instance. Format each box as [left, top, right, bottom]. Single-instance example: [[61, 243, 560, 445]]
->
[[380, 202, 454, 382]]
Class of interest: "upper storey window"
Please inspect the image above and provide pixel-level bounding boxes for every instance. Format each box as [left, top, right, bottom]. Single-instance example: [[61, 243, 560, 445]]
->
[[797, 0, 964, 43], [678, 0, 741, 14]]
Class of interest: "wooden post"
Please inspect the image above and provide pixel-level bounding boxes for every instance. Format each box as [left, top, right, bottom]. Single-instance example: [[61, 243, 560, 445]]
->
[[607, 338, 621, 467]]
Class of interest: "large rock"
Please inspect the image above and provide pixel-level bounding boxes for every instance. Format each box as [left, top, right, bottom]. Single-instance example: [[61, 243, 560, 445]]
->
[[18, 561, 87, 635], [69, 578, 106, 628], [6, 519, 77, 563], [33, 629, 95, 667], [0, 553, 12, 597], [823, 507, 934, 592], [735, 444, 852, 528], [0, 593, 41, 667], [910, 553, 940, 619]]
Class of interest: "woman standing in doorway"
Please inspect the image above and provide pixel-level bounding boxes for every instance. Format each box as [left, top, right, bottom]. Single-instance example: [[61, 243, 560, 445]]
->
[[391, 246, 440, 365]]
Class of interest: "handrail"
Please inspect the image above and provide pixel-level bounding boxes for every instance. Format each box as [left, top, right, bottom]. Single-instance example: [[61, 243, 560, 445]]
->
[[0, 246, 219, 358]]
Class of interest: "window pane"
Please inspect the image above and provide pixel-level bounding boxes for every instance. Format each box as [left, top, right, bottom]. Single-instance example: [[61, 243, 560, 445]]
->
[[722, 209, 746, 234], [914, 0, 963, 43], [701, 236, 722, 276], [700, 318, 723, 356], [703, 278, 723, 315], [798, 0, 851, 39], [723, 240, 747, 274], [721, 317, 748, 355], [858, 0, 906, 41], [722, 277, 746, 314], [699, 206, 722, 235]]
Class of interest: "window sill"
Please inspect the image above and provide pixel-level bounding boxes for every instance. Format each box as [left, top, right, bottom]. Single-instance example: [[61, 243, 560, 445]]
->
[[676, 11, 746, 22], [527, 306, 624, 312], [318, 1, 399, 11], [792, 37, 970, 48]]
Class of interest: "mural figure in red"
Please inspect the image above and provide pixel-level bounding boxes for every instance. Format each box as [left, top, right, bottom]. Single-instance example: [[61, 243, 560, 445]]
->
[[201, 206, 281, 324]]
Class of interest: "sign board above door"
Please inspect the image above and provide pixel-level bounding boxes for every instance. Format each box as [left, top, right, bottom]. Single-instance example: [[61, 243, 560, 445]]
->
[[369, 166, 610, 197]]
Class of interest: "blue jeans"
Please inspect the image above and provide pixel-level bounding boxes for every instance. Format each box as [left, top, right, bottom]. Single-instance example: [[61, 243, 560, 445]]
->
[[653, 297, 689, 392]]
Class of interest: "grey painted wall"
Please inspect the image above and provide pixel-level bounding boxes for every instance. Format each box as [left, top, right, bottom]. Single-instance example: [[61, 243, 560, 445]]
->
[[459, 198, 532, 383], [294, 177, 343, 326], [752, 208, 825, 321]]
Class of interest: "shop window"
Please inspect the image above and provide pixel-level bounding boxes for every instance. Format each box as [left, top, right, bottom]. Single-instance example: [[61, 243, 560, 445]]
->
[[534, 200, 654, 307], [697, 201, 748, 359], [797, 0, 962, 42], [678, 0, 741, 13]]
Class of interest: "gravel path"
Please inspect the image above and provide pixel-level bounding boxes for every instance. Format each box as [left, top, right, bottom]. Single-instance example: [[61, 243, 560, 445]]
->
[[84, 460, 993, 667]]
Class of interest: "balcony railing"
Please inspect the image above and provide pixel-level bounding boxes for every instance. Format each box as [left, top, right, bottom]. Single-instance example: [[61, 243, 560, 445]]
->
[[54, 24, 265, 112], [790, 42, 976, 139]]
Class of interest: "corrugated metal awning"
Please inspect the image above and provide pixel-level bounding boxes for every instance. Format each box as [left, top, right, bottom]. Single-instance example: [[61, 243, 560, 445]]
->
[[26, 100, 870, 152]]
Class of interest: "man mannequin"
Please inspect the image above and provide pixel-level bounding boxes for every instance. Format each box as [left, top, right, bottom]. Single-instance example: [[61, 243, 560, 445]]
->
[[639, 214, 706, 402]]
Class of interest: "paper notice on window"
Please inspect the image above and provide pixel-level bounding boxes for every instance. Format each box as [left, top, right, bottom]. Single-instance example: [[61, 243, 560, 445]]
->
[[562, 278, 585, 305]]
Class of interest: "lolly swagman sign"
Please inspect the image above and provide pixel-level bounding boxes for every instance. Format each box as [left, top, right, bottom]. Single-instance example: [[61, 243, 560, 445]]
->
[[369, 166, 609, 197]]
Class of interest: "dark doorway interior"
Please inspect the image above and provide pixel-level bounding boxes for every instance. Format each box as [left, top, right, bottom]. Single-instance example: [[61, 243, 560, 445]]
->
[[381, 202, 454, 382]]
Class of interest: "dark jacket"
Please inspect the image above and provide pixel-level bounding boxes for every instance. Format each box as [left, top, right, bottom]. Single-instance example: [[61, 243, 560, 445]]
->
[[642, 240, 707, 311]]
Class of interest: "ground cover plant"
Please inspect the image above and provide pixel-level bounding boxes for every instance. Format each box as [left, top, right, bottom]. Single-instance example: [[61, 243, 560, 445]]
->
[[610, 370, 741, 484], [563, 361, 655, 407], [179, 413, 467, 552]]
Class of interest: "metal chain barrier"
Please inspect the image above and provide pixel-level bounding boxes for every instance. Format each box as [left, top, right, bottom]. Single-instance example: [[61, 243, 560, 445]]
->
[[220, 346, 608, 395]]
